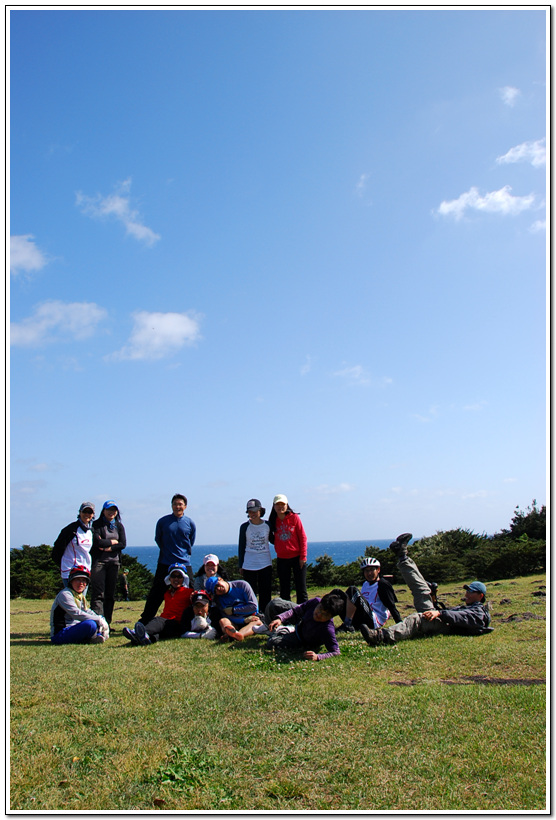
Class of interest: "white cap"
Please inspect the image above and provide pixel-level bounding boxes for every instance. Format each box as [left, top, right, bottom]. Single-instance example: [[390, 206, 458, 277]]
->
[[273, 494, 288, 505], [204, 553, 219, 566]]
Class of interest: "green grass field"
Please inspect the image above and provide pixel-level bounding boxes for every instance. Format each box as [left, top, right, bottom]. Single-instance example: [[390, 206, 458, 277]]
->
[[10, 574, 546, 811]]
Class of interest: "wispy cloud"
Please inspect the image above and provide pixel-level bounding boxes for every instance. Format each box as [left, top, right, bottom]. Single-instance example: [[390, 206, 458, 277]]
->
[[530, 219, 546, 233], [10, 235, 49, 276], [332, 365, 371, 386], [355, 173, 370, 198], [496, 138, 546, 168], [76, 178, 161, 246], [300, 355, 313, 376], [499, 86, 521, 107], [314, 483, 355, 495], [11, 300, 107, 347], [437, 185, 534, 220], [108, 310, 202, 361]]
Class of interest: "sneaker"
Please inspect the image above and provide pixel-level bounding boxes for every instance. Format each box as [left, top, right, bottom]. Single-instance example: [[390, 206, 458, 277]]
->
[[90, 632, 106, 644], [360, 624, 384, 647], [122, 627, 139, 645], [427, 581, 438, 595], [134, 622, 152, 645], [337, 623, 355, 633], [389, 532, 413, 560], [252, 623, 270, 635]]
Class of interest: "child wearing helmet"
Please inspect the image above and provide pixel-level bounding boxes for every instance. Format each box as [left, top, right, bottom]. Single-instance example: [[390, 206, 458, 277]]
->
[[339, 553, 402, 634], [123, 563, 193, 646], [50, 565, 109, 645]]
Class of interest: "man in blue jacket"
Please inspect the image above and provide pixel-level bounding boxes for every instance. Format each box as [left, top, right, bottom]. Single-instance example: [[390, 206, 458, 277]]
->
[[139, 494, 196, 626], [361, 533, 492, 646]]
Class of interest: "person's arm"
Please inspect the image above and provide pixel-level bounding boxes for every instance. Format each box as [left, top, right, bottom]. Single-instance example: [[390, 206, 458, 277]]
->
[[310, 622, 340, 661], [92, 523, 115, 551], [238, 523, 247, 571], [189, 520, 196, 548], [154, 518, 163, 550], [296, 516, 308, 564], [57, 589, 104, 624], [52, 524, 75, 566], [378, 580, 402, 623], [230, 581, 259, 616], [438, 604, 491, 632]]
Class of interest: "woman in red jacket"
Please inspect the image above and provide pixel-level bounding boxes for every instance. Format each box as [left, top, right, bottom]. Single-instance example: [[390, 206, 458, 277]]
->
[[268, 494, 308, 603]]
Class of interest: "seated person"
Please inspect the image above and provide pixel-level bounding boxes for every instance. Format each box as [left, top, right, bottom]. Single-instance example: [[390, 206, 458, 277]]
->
[[361, 533, 492, 646], [339, 556, 401, 632], [193, 553, 224, 591], [204, 575, 262, 641], [266, 592, 344, 661], [50, 565, 109, 645], [180, 589, 219, 639], [123, 563, 193, 645]]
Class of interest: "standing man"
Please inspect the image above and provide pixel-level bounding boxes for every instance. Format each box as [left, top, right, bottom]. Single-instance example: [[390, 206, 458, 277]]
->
[[139, 494, 196, 625]]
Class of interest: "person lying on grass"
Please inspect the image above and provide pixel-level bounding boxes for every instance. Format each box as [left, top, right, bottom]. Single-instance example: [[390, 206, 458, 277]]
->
[[50, 565, 109, 645], [266, 592, 344, 661], [180, 589, 219, 639], [123, 563, 193, 645], [360, 533, 492, 646], [204, 575, 263, 641]]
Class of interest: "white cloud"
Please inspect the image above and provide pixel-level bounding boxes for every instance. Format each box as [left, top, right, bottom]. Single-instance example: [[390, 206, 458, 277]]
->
[[530, 219, 546, 233], [10, 235, 48, 276], [11, 300, 107, 347], [314, 483, 355, 495], [332, 365, 371, 386], [496, 138, 546, 168], [355, 173, 370, 198], [499, 86, 521, 107], [300, 355, 313, 376], [437, 185, 535, 220], [108, 310, 202, 361], [76, 178, 160, 246]]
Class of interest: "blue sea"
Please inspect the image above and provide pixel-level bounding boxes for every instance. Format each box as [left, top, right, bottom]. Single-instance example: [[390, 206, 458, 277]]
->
[[126, 540, 393, 573]]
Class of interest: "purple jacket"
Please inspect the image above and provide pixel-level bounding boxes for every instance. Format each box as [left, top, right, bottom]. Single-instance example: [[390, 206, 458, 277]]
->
[[277, 597, 340, 660]]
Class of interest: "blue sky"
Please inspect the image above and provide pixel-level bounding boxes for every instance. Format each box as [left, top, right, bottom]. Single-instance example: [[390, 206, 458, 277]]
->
[[9, 8, 547, 548]]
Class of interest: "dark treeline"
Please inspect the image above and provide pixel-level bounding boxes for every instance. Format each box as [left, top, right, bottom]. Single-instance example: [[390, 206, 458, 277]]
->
[[10, 501, 545, 599]]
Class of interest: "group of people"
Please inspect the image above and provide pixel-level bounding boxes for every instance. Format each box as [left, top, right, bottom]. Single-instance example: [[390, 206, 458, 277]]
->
[[49, 494, 493, 657]]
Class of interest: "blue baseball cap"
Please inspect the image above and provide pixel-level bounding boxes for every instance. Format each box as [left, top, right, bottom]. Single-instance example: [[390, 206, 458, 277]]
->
[[464, 581, 487, 596], [205, 575, 220, 595]]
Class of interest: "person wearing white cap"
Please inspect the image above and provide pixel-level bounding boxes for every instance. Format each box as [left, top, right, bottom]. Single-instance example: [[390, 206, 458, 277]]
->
[[268, 495, 308, 604], [193, 553, 224, 591]]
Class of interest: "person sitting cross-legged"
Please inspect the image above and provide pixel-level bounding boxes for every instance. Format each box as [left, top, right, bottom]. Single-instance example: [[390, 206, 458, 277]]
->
[[360, 533, 492, 647], [205, 575, 263, 642]]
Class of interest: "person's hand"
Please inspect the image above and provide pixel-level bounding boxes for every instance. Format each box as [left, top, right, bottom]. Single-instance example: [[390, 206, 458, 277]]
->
[[268, 619, 281, 632], [422, 610, 441, 621], [110, 539, 118, 546], [303, 651, 318, 661], [299, 558, 307, 568]]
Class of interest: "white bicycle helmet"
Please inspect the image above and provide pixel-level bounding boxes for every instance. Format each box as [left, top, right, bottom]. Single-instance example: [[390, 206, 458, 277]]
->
[[360, 557, 381, 569]]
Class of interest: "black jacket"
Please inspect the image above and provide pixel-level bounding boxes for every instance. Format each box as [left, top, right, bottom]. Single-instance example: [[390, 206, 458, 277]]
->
[[91, 518, 127, 563], [52, 521, 81, 567], [375, 578, 402, 623]]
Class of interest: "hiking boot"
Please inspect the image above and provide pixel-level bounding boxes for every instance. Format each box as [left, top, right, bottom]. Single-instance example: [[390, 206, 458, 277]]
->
[[427, 581, 438, 596], [360, 624, 384, 646], [389, 532, 413, 561], [134, 622, 152, 645], [122, 627, 139, 645], [337, 622, 355, 633]]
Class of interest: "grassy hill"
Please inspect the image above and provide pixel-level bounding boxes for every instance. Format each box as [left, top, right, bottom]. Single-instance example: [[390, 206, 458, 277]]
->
[[10, 574, 546, 811]]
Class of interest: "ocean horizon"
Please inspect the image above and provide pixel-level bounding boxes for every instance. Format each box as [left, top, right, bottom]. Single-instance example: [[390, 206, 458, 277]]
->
[[126, 539, 395, 573]]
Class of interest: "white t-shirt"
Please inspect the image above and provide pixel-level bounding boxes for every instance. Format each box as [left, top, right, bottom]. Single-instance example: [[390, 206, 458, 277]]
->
[[243, 522, 272, 571], [60, 528, 93, 579], [361, 580, 390, 628]]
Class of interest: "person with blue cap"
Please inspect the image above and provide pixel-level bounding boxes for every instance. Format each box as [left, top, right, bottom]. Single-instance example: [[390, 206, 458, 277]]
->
[[360, 533, 492, 646], [90, 500, 127, 626]]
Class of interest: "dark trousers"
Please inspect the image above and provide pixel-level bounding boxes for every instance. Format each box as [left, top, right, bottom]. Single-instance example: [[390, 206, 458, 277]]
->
[[345, 586, 375, 629], [90, 560, 120, 624], [140, 562, 193, 624], [242, 565, 273, 614], [276, 557, 308, 604], [143, 616, 184, 641]]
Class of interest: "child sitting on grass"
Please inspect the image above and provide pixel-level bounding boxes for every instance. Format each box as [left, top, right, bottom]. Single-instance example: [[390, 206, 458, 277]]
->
[[266, 592, 344, 661], [50, 565, 109, 645], [123, 563, 193, 645]]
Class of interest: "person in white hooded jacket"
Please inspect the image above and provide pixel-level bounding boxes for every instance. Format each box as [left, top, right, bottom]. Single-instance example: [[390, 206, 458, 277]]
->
[[50, 566, 109, 645]]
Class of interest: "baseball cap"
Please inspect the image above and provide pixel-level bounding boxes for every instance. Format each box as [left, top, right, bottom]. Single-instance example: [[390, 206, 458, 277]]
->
[[204, 554, 219, 567], [273, 494, 288, 505], [246, 499, 262, 512], [79, 502, 95, 514], [464, 581, 487, 595], [191, 590, 211, 605]]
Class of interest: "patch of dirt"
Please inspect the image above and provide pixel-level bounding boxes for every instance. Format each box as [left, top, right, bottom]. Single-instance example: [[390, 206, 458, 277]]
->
[[388, 676, 545, 687], [532, 590, 546, 597], [501, 612, 545, 623]]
